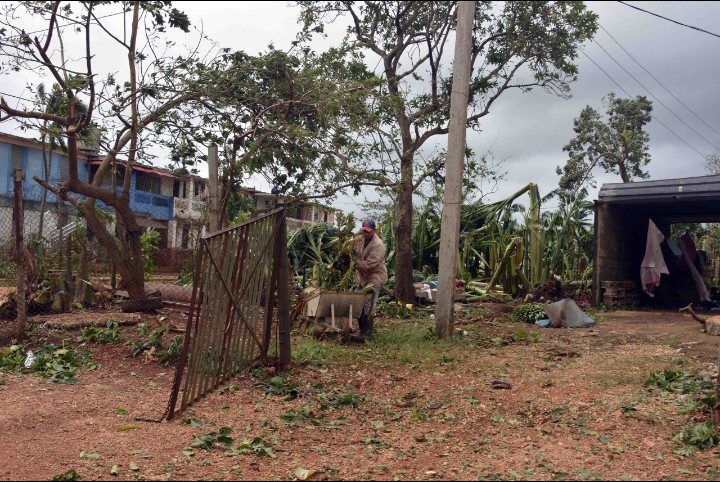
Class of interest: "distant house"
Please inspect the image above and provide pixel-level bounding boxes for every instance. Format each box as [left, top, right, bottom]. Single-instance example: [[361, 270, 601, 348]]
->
[[87, 159, 208, 254], [1, 132, 340, 263], [236, 186, 337, 229], [0, 132, 92, 244]]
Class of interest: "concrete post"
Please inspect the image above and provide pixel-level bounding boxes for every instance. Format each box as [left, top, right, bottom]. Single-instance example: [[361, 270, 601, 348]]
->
[[435, 1, 475, 339], [208, 144, 220, 232], [12, 169, 26, 337]]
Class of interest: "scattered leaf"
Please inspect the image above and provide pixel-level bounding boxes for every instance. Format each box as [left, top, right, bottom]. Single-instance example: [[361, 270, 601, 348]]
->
[[294, 467, 318, 480], [52, 470, 81, 481]]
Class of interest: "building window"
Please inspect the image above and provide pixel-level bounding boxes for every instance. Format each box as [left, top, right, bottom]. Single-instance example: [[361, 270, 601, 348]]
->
[[194, 180, 205, 197], [181, 225, 190, 249], [11, 145, 23, 170], [136, 172, 161, 194]]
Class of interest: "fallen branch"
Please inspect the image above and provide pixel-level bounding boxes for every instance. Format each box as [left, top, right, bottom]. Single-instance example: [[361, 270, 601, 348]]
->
[[679, 303, 707, 330]]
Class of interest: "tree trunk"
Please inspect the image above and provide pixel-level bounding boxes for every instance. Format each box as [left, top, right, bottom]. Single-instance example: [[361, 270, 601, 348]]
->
[[618, 162, 630, 183], [80, 199, 146, 300], [394, 156, 415, 304]]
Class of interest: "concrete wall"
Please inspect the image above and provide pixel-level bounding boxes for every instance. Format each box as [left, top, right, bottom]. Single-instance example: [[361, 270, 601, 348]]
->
[[593, 203, 651, 305]]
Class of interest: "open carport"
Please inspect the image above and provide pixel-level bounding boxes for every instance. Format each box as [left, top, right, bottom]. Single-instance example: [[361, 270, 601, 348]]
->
[[593, 175, 720, 306]]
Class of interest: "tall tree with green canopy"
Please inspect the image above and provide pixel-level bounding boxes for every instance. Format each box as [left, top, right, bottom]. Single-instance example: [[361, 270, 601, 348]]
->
[[297, 1, 599, 302], [557, 92, 653, 191], [155, 45, 379, 228]]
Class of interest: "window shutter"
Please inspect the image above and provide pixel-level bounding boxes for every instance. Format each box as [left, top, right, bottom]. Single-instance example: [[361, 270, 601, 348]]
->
[[59, 157, 69, 180], [11, 145, 23, 170]]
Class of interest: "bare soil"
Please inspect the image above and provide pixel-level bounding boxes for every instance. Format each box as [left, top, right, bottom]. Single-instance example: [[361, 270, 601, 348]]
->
[[0, 307, 719, 481]]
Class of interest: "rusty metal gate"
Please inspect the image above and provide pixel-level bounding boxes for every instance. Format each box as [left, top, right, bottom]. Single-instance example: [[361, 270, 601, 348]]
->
[[166, 208, 291, 420]]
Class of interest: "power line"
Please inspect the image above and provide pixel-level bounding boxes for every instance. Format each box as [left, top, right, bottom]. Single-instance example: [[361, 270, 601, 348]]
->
[[0, 91, 33, 102], [617, 1, 720, 40], [599, 24, 720, 138], [592, 38, 720, 151], [578, 48, 706, 160], [4, 10, 126, 41]]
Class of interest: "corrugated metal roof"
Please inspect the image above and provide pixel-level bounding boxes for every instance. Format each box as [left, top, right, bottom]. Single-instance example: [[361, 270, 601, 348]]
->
[[598, 175, 720, 203]]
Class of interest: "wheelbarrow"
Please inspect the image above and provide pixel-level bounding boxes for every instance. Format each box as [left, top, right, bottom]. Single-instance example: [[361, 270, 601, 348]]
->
[[301, 287, 373, 335]]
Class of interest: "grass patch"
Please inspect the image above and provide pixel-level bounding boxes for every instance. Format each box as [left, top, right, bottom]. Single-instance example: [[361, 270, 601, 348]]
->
[[292, 336, 357, 367], [291, 320, 476, 368], [366, 321, 472, 366]]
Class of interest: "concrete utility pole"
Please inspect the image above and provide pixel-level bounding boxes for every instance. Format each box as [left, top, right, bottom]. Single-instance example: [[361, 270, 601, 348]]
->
[[13, 169, 26, 337], [435, 1, 475, 339], [208, 143, 220, 232]]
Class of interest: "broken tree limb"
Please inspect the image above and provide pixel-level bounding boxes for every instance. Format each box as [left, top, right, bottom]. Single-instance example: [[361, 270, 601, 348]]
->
[[679, 303, 707, 329]]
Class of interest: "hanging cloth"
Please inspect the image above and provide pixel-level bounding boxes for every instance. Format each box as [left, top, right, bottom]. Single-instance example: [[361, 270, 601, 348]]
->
[[640, 219, 669, 297], [678, 238, 711, 302]]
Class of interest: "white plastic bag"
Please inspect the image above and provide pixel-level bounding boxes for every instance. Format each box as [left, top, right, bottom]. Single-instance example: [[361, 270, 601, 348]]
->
[[23, 350, 36, 368]]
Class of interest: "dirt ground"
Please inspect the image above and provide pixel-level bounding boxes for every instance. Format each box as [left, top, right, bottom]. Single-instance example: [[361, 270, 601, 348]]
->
[[1, 306, 719, 481]]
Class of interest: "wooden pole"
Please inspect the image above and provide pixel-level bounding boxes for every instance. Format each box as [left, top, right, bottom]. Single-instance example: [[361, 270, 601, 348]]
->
[[435, 0, 475, 339], [275, 208, 291, 369], [12, 169, 26, 337], [208, 143, 220, 232]]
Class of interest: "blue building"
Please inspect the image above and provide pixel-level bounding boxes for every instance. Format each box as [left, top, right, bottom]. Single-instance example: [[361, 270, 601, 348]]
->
[[0, 132, 209, 257]]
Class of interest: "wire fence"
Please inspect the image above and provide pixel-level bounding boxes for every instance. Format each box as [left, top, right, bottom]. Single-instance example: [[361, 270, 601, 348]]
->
[[1, 175, 207, 322]]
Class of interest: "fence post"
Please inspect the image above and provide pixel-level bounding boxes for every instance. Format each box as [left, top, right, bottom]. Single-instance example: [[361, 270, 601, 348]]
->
[[12, 169, 26, 337], [274, 208, 291, 369], [207, 143, 220, 232]]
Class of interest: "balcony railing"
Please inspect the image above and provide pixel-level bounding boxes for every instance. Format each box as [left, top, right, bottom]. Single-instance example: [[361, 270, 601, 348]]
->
[[132, 191, 173, 220], [174, 197, 206, 220]]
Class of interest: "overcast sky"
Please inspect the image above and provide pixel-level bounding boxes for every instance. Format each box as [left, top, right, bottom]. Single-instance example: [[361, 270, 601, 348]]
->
[[2, 1, 719, 220]]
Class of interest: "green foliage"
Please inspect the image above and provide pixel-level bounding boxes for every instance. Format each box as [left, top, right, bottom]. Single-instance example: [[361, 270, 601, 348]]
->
[[376, 301, 414, 319], [281, 404, 323, 426], [265, 374, 299, 397], [140, 229, 160, 278], [0, 242, 16, 279], [52, 470, 81, 481], [190, 427, 234, 451], [0, 343, 98, 384], [127, 327, 165, 358], [287, 214, 356, 289], [558, 92, 653, 190], [226, 437, 276, 458], [674, 422, 720, 450], [508, 330, 541, 344], [79, 319, 122, 344], [512, 303, 547, 323], [156, 335, 184, 365], [317, 391, 365, 410], [299, 1, 599, 297]]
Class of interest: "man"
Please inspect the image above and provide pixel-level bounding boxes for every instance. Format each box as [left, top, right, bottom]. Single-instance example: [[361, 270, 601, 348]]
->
[[352, 218, 388, 339]]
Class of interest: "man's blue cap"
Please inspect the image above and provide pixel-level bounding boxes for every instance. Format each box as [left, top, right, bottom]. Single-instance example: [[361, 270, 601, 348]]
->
[[361, 218, 377, 232]]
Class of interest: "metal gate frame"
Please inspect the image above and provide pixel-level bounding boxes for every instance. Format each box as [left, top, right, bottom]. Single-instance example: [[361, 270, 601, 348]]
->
[[166, 208, 291, 420]]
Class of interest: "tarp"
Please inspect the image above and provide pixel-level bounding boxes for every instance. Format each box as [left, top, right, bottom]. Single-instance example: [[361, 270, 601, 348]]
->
[[544, 299, 596, 328]]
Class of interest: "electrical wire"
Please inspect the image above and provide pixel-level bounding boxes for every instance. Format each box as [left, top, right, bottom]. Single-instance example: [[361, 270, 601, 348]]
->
[[3, 10, 126, 41], [579, 48, 706, 160], [593, 38, 720, 151], [599, 24, 720, 138], [617, 1, 720, 40]]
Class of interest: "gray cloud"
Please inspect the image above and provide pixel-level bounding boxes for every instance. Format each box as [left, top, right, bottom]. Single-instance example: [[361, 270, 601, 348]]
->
[[2, 1, 718, 221]]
